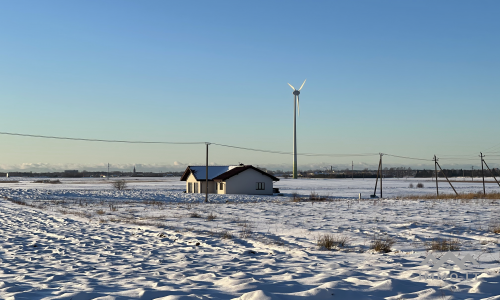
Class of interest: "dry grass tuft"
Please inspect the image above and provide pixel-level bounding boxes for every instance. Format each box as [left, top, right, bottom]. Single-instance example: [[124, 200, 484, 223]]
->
[[220, 230, 233, 239], [370, 235, 395, 253], [290, 192, 301, 202], [317, 234, 351, 250], [489, 222, 500, 234], [416, 183, 424, 188], [207, 212, 217, 221], [309, 191, 329, 201], [96, 209, 105, 215], [190, 212, 202, 218], [425, 238, 461, 251], [239, 221, 252, 238]]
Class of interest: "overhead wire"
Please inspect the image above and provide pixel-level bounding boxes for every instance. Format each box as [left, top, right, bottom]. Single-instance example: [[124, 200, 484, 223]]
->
[[0, 131, 496, 163], [0, 131, 205, 145]]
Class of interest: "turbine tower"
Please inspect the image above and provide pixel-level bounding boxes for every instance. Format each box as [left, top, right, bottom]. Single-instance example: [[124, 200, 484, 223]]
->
[[287, 79, 306, 179]]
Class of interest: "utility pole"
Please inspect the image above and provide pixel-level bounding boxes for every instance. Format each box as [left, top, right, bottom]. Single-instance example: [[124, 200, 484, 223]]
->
[[107, 163, 109, 180], [373, 156, 382, 197], [352, 161, 354, 180], [471, 166, 474, 181], [380, 153, 383, 198], [434, 155, 439, 196], [435, 158, 458, 196], [205, 143, 210, 203], [481, 152, 486, 195], [482, 158, 500, 188]]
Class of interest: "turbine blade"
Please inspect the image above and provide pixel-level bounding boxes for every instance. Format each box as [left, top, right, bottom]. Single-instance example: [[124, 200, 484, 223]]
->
[[298, 79, 306, 91], [287, 83, 295, 90]]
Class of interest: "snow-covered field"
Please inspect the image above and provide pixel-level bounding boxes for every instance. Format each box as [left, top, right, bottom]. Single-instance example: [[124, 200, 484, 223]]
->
[[1, 178, 500, 299]]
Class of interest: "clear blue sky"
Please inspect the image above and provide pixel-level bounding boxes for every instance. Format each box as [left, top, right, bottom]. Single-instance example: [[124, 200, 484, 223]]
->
[[0, 1, 499, 172]]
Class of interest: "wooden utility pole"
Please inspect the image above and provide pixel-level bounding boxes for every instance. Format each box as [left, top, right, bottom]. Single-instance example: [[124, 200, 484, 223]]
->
[[434, 155, 439, 196], [436, 160, 458, 196], [205, 143, 210, 203], [480, 152, 486, 195], [107, 163, 109, 180], [373, 155, 382, 197], [380, 153, 383, 198], [471, 166, 474, 181], [482, 158, 500, 188], [352, 161, 354, 180]]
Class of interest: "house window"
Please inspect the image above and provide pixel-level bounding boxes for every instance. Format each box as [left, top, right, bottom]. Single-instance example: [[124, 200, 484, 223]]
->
[[256, 182, 265, 190], [188, 182, 192, 193], [194, 182, 198, 193], [219, 182, 224, 190]]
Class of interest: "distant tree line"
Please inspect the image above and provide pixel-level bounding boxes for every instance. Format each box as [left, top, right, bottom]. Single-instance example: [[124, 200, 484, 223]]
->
[[415, 168, 500, 178]]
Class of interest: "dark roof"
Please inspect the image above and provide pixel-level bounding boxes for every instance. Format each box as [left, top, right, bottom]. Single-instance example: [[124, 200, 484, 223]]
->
[[213, 165, 279, 182], [180, 166, 233, 181], [180, 165, 279, 182]]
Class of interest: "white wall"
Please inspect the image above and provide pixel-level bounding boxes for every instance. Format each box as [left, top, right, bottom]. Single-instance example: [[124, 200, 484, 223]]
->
[[224, 168, 274, 195], [186, 174, 216, 193], [216, 181, 226, 194]]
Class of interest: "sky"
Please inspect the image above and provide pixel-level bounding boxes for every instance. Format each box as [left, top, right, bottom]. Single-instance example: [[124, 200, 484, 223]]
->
[[0, 1, 499, 172]]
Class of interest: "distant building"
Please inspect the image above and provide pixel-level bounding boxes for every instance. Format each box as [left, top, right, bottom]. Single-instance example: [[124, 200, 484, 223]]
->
[[180, 165, 279, 195]]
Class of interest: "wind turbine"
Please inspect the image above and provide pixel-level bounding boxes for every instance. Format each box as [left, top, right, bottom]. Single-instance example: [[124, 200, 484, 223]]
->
[[287, 79, 306, 179]]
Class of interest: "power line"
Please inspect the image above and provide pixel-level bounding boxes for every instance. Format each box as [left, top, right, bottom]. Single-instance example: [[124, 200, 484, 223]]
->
[[383, 153, 432, 162], [0, 131, 378, 158], [0, 131, 496, 163], [0, 131, 205, 145]]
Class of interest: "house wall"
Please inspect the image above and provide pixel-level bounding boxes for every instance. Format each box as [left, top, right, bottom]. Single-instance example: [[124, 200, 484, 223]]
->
[[216, 181, 226, 194], [186, 174, 216, 193], [200, 181, 216, 194], [224, 168, 274, 195]]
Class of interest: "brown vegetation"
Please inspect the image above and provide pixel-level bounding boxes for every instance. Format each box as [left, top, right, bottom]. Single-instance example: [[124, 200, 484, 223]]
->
[[403, 192, 500, 200], [317, 234, 350, 250], [425, 238, 461, 251], [370, 235, 395, 253]]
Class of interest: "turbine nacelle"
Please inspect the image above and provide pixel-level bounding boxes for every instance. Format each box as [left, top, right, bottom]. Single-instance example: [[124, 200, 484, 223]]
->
[[293, 90, 300, 96]]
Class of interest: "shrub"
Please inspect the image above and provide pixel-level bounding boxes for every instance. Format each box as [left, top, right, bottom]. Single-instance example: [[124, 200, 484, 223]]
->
[[317, 234, 351, 250], [416, 183, 424, 188], [489, 222, 500, 234], [290, 192, 301, 202], [112, 180, 127, 190], [408, 183, 414, 188], [425, 238, 461, 251], [96, 209, 105, 215], [310, 191, 320, 201], [370, 235, 395, 253], [207, 212, 217, 221], [190, 212, 201, 218], [239, 221, 252, 238], [220, 230, 233, 239]]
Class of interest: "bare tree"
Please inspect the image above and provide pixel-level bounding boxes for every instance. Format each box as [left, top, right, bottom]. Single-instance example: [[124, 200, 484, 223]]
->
[[112, 180, 127, 190]]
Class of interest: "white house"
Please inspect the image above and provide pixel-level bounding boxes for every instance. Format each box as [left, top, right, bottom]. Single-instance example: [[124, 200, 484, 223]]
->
[[180, 165, 279, 195]]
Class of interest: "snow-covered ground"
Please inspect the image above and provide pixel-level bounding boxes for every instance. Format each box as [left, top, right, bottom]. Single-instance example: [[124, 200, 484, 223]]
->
[[1, 178, 500, 299]]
